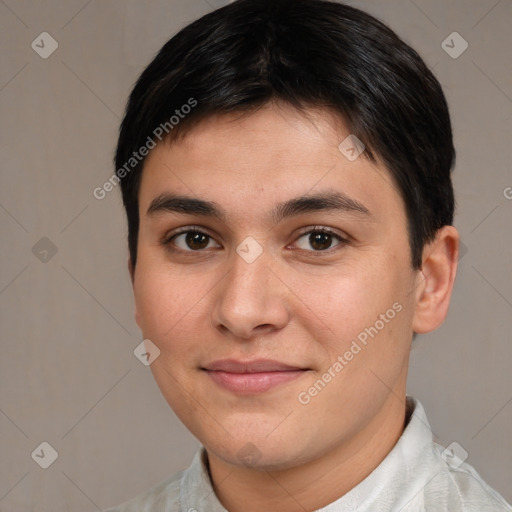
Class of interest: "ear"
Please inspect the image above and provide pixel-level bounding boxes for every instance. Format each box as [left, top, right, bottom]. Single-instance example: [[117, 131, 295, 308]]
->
[[412, 225, 459, 334]]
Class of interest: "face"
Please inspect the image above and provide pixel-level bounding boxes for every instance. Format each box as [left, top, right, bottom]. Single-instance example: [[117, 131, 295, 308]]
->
[[132, 102, 420, 470]]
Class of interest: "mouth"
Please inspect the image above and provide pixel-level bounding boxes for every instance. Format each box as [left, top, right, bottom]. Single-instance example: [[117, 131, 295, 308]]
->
[[201, 359, 310, 394]]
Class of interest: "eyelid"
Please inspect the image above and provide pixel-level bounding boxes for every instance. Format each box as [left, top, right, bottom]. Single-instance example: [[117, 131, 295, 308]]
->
[[167, 225, 210, 237], [294, 225, 348, 241]]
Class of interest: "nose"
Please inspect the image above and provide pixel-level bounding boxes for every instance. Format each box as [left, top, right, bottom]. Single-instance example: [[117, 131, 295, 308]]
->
[[211, 248, 291, 341]]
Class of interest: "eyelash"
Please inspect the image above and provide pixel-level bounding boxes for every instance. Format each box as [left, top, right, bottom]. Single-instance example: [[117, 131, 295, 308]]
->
[[162, 226, 349, 256]]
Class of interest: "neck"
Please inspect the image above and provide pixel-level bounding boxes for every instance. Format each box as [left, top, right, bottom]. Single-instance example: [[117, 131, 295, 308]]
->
[[207, 392, 407, 512]]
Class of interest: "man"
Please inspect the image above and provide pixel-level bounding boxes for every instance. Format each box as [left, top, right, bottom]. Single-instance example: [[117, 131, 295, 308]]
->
[[106, 0, 511, 510]]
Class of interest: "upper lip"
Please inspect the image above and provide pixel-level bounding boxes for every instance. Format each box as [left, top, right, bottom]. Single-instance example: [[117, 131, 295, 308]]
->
[[202, 359, 306, 373]]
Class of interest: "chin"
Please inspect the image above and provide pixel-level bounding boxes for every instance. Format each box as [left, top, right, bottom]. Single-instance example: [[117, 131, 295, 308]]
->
[[202, 425, 317, 472]]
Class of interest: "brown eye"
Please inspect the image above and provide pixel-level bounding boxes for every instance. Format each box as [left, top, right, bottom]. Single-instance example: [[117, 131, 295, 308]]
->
[[169, 230, 220, 251], [309, 232, 334, 251], [294, 228, 346, 252], [185, 232, 209, 250]]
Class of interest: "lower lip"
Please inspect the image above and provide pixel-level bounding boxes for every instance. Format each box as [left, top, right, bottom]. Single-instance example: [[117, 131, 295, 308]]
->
[[205, 370, 306, 394]]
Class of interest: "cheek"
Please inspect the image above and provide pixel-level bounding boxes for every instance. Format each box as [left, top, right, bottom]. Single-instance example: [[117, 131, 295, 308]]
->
[[133, 263, 204, 347], [293, 262, 397, 348], [134, 272, 172, 336], [297, 260, 413, 402], [293, 267, 412, 417]]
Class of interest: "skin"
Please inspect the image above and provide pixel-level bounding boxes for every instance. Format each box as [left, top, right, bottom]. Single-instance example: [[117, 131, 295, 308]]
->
[[130, 102, 459, 512]]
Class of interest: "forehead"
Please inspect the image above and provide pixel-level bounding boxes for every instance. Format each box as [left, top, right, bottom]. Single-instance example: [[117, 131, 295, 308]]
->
[[138, 103, 404, 225]]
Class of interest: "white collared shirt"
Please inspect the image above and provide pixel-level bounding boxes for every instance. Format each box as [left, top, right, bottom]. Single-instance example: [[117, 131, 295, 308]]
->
[[106, 397, 511, 511]]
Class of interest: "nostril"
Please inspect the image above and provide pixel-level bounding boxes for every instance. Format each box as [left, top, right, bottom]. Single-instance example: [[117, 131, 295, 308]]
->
[[255, 324, 273, 331]]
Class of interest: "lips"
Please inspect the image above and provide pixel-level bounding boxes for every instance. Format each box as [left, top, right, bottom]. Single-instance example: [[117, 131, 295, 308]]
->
[[203, 359, 305, 373], [202, 359, 309, 394]]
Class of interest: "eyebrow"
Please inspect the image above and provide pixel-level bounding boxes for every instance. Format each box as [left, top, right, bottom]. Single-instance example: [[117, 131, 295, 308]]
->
[[146, 190, 372, 223]]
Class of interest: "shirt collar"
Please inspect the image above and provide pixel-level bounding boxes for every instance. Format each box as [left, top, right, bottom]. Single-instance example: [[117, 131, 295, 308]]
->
[[317, 396, 439, 510]]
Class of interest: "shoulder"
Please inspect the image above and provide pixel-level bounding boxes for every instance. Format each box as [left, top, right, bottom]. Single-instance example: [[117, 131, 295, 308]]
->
[[424, 442, 512, 511], [104, 469, 184, 512]]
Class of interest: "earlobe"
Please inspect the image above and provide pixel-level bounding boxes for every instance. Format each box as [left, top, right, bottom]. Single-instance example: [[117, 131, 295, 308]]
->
[[412, 226, 459, 334]]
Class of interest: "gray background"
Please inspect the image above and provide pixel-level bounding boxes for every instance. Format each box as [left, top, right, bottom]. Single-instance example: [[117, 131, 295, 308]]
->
[[1, 0, 511, 510]]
